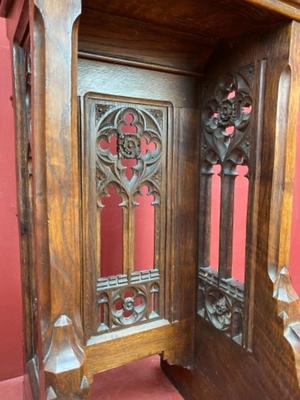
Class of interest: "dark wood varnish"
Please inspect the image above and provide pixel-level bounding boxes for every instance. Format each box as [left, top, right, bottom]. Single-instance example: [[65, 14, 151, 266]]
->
[[3, 0, 300, 399]]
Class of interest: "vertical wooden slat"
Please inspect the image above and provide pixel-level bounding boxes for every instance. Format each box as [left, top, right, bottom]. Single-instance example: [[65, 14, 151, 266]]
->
[[198, 161, 214, 268], [218, 164, 237, 279], [123, 203, 135, 275], [244, 59, 266, 351]]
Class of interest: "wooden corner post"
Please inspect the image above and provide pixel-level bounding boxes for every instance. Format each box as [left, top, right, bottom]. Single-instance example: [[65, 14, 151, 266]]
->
[[29, 0, 88, 398]]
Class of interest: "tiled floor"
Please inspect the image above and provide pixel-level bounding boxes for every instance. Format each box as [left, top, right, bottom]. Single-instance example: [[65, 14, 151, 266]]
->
[[0, 356, 182, 399], [91, 355, 183, 400]]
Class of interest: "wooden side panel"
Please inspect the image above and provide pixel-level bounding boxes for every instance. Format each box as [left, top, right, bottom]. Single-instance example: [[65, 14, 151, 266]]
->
[[163, 22, 300, 400], [78, 59, 199, 373], [172, 107, 199, 324]]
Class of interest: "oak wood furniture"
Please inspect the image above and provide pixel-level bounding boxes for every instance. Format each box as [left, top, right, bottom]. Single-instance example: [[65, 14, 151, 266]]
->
[[2, 0, 300, 398]]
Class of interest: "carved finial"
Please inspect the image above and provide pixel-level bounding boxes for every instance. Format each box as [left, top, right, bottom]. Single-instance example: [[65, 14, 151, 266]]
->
[[80, 375, 90, 398], [273, 266, 299, 304], [80, 375, 89, 390], [278, 310, 289, 321], [44, 315, 85, 374], [54, 314, 72, 328], [46, 386, 58, 400], [44, 315, 87, 398]]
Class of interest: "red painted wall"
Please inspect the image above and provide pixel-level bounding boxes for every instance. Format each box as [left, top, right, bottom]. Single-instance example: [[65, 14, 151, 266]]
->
[[0, 18, 24, 381], [0, 16, 300, 383], [290, 112, 300, 293]]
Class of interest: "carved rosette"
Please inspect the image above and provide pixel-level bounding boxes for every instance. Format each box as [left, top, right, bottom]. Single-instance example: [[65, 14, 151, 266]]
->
[[198, 267, 244, 344], [202, 71, 253, 164], [117, 133, 141, 159], [205, 289, 232, 331], [112, 286, 147, 326]]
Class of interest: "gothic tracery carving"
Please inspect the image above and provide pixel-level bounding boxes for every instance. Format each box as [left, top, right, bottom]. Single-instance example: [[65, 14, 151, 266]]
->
[[198, 268, 244, 344], [97, 276, 160, 332], [92, 101, 166, 334], [96, 106, 162, 207], [198, 68, 253, 346], [202, 71, 253, 164]]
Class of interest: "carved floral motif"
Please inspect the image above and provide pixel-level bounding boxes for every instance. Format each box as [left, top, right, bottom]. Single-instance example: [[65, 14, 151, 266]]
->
[[198, 267, 244, 344], [202, 71, 253, 163], [117, 133, 141, 159], [97, 279, 160, 332], [95, 104, 111, 122], [112, 287, 146, 326], [205, 289, 232, 331]]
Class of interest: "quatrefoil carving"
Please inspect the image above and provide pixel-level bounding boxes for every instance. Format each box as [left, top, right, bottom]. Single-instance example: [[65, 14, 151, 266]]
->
[[112, 286, 147, 326], [96, 106, 162, 207]]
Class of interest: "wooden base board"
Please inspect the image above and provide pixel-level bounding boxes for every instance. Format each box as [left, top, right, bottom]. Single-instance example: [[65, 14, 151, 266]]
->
[[86, 318, 193, 380]]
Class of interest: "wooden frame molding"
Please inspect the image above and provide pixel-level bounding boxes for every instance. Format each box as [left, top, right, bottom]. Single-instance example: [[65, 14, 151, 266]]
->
[[244, 0, 300, 21]]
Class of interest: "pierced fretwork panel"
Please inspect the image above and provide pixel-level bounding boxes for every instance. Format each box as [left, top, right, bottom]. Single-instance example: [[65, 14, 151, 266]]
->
[[198, 267, 244, 345], [198, 66, 255, 346], [83, 95, 169, 335], [97, 269, 160, 333], [96, 103, 165, 276]]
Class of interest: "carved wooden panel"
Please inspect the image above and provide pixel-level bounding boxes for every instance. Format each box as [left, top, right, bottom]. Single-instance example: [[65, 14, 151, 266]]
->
[[97, 270, 160, 333], [198, 267, 244, 344], [198, 66, 256, 347], [82, 95, 170, 336]]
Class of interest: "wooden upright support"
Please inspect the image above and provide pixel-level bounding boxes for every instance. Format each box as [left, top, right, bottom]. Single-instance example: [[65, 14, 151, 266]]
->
[[30, 1, 88, 398]]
